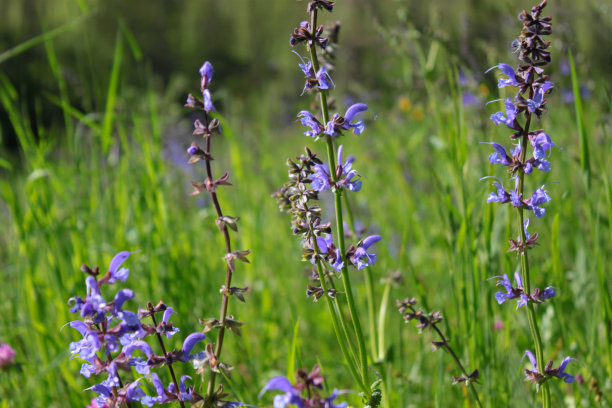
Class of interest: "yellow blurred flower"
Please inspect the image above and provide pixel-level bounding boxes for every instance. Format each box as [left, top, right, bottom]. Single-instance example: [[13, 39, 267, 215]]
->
[[478, 83, 490, 98], [411, 107, 424, 121], [398, 96, 412, 112]]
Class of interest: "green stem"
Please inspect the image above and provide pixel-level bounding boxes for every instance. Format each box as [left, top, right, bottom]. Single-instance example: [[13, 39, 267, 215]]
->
[[344, 194, 379, 362], [308, 8, 370, 392], [312, 233, 368, 393], [517, 111, 550, 408]]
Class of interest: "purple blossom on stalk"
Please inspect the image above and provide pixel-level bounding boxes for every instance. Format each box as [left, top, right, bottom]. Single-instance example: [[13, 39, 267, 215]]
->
[[179, 332, 206, 362], [526, 81, 554, 113], [529, 131, 554, 160], [259, 376, 305, 408], [315, 233, 344, 272], [490, 98, 519, 131], [526, 185, 552, 218], [297, 111, 324, 138], [294, 52, 335, 94], [524, 350, 577, 384], [350, 235, 382, 270], [486, 63, 520, 88], [311, 145, 362, 193], [325, 103, 369, 137], [484, 142, 511, 166]]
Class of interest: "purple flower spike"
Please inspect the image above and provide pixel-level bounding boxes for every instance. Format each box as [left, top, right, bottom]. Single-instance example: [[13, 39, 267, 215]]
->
[[343, 103, 369, 136], [259, 376, 305, 408], [486, 63, 520, 88], [494, 274, 514, 305], [350, 235, 382, 270], [180, 332, 206, 361], [199, 61, 214, 89]]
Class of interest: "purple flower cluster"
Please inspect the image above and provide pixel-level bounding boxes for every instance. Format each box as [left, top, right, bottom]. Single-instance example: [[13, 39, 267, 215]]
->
[[524, 350, 576, 384], [297, 103, 369, 139], [483, 1, 576, 393], [311, 145, 362, 193], [259, 365, 348, 408], [493, 272, 556, 309], [65, 252, 209, 407]]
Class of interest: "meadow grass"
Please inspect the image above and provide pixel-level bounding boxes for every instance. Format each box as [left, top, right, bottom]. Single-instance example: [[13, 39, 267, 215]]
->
[[1, 2, 611, 407]]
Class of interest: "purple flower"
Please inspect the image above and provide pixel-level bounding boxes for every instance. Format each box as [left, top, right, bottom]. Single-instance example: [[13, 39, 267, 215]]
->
[[486, 63, 520, 88], [325, 389, 349, 408], [325, 103, 370, 137], [311, 164, 332, 192], [484, 142, 511, 166], [187, 145, 198, 155], [490, 98, 519, 130], [113, 289, 134, 315], [350, 235, 382, 270], [107, 251, 134, 283], [482, 177, 511, 204], [179, 332, 206, 361], [315, 234, 345, 272], [259, 376, 305, 408], [336, 145, 362, 192], [161, 307, 180, 338], [203, 89, 215, 113], [526, 81, 554, 113], [555, 356, 576, 383], [166, 375, 193, 401], [527, 185, 552, 218], [529, 132, 554, 160], [141, 373, 169, 406], [199, 61, 213, 89], [297, 111, 324, 138], [493, 273, 522, 305]]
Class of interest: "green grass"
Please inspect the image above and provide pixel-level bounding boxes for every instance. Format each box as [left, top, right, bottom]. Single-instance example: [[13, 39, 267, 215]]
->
[[1, 2, 611, 407]]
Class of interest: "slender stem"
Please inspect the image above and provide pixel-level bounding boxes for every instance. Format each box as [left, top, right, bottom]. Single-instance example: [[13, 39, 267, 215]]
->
[[327, 276, 361, 369], [308, 8, 370, 391], [410, 306, 483, 408], [345, 194, 379, 361], [199, 111, 236, 405], [517, 108, 551, 407], [151, 313, 186, 408], [312, 230, 368, 393]]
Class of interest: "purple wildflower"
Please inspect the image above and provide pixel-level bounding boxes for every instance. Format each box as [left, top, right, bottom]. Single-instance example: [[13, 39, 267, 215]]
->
[[297, 111, 324, 138], [259, 376, 305, 408], [484, 142, 511, 166], [486, 63, 520, 88], [311, 163, 332, 192], [336, 145, 362, 192], [527, 185, 552, 218], [141, 373, 169, 406], [325, 103, 369, 137], [350, 235, 382, 270], [179, 332, 206, 362], [490, 98, 519, 130], [315, 234, 344, 272], [483, 177, 511, 204], [199, 61, 213, 89]]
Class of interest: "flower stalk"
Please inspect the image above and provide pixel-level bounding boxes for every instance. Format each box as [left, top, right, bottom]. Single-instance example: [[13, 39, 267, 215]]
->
[[307, 6, 370, 391]]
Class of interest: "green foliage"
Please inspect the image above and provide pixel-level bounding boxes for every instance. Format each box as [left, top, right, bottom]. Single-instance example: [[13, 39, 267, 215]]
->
[[1, 1, 611, 407]]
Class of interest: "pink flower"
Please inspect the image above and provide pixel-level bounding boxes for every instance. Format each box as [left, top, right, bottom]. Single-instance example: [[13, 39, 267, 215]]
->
[[0, 343, 16, 367]]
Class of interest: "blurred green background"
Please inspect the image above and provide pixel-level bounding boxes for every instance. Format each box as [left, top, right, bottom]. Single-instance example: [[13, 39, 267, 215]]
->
[[1, 0, 611, 407]]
